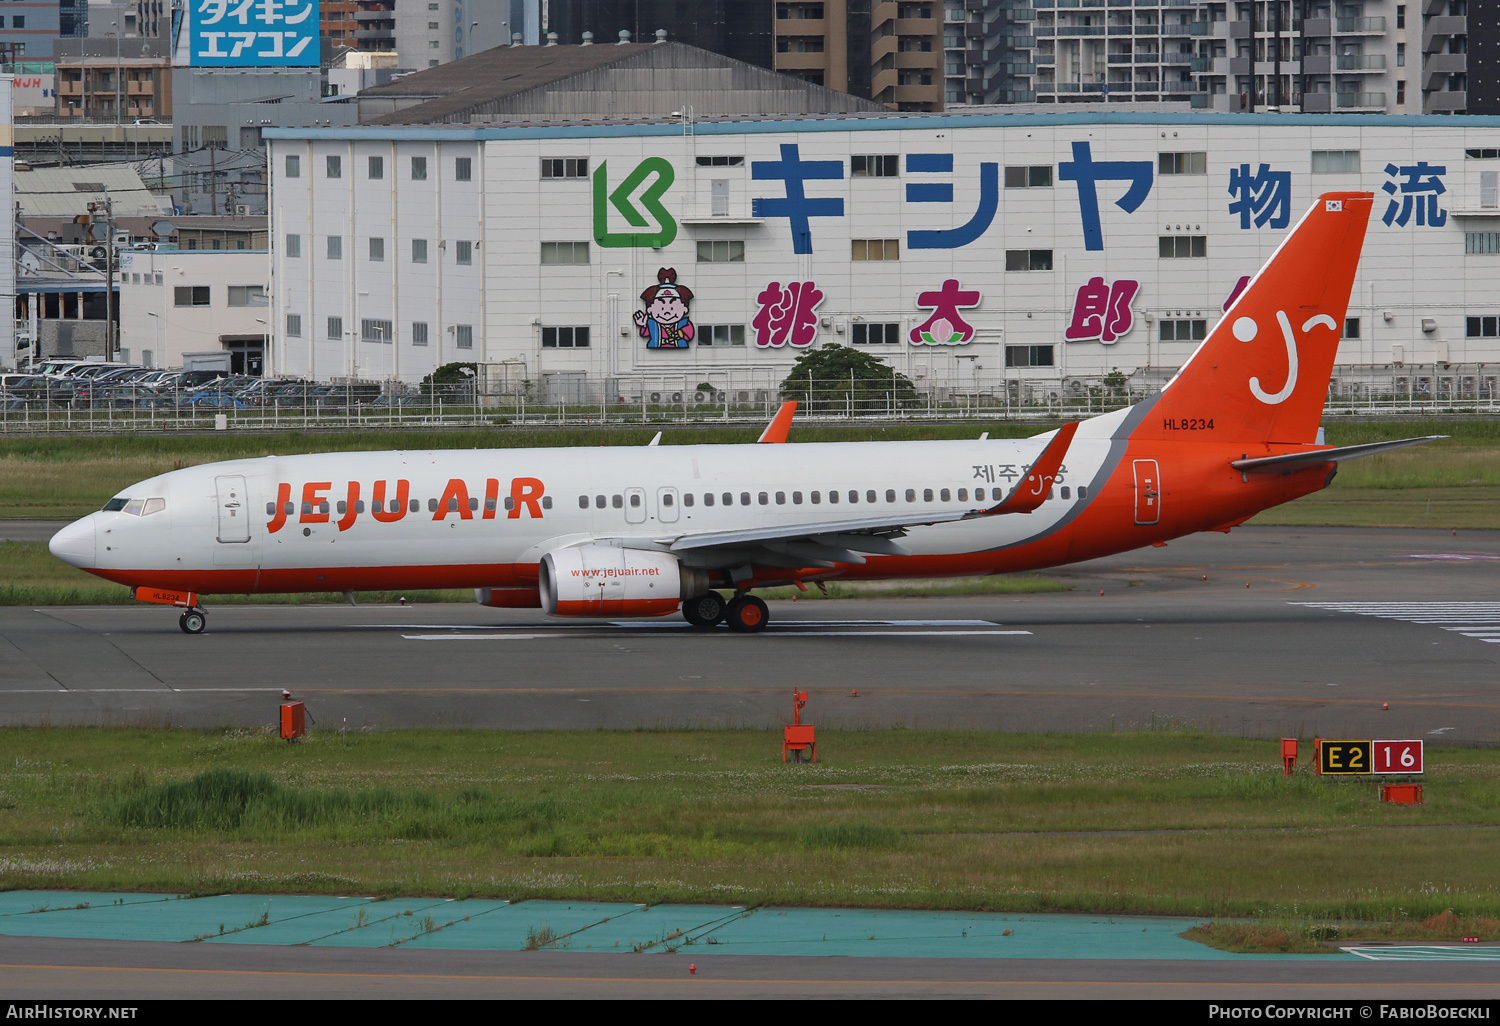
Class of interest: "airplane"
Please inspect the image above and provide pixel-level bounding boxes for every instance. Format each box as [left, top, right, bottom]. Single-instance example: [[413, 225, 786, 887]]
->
[[49, 191, 1441, 635]]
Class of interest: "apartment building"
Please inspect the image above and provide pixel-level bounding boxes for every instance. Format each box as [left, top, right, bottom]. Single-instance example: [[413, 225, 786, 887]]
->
[[775, 1, 948, 111]]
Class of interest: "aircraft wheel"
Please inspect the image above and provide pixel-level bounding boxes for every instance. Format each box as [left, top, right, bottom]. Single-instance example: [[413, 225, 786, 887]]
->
[[726, 594, 769, 634], [682, 591, 726, 628], [179, 608, 207, 635]]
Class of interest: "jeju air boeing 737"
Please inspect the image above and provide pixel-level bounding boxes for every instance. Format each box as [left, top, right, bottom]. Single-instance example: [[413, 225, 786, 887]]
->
[[50, 192, 1440, 635]]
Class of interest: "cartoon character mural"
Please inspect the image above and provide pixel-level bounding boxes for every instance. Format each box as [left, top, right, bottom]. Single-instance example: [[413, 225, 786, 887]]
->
[[634, 268, 696, 349]]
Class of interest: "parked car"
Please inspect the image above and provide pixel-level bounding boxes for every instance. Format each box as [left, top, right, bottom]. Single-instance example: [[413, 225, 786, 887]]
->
[[182, 390, 249, 409]]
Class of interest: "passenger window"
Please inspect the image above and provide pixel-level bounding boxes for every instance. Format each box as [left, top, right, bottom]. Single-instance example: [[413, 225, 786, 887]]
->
[[663, 493, 674, 507], [775, 492, 786, 505], [579, 495, 589, 509], [409, 499, 420, 513], [143, 497, 166, 516], [847, 490, 858, 503], [885, 489, 896, 503], [630, 494, 641, 508], [684, 493, 694, 507], [940, 489, 950, 502], [793, 491, 803, 504], [957, 489, 967, 502], [286, 502, 296, 515], [866, 490, 876, 503], [504, 497, 515, 510], [265, 502, 276, 515], [448, 497, 459, 511], [811, 491, 821, 504], [612, 495, 623, 509], [740, 492, 750, 506], [320, 501, 330, 514], [828, 490, 839, 504], [923, 489, 934, 502], [388, 500, 400, 513], [905, 489, 916, 502], [337, 501, 347, 514], [303, 502, 314, 515], [468, 497, 479, 511], [427, 499, 438, 512], [596, 495, 606, 508], [758, 492, 768, 505], [355, 500, 365, 513], [975, 488, 986, 501], [485, 497, 496, 512], [704, 493, 715, 507], [1061, 486, 1071, 500], [722, 492, 732, 506], [1078, 486, 1088, 499], [542, 496, 552, 510]]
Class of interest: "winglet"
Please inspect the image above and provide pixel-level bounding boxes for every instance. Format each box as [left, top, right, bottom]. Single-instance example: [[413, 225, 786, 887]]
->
[[987, 422, 1080, 515], [758, 401, 798, 443]]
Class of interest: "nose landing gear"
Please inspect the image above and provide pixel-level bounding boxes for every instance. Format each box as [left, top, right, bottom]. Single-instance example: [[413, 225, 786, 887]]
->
[[178, 607, 207, 634]]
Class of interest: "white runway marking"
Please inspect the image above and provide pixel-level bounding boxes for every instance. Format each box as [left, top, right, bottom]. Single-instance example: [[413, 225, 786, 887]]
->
[[1344, 946, 1500, 961], [403, 634, 563, 640], [1293, 602, 1500, 643], [400, 628, 1032, 640], [361, 619, 1001, 631]]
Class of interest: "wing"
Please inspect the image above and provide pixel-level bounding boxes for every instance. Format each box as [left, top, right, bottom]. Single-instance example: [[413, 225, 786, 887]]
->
[[1230, 435, 1445, 473], [648, 422, 1080, 569]]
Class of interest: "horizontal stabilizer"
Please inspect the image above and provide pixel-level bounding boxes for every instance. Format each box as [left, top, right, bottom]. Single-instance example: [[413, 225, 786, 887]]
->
[[1231, 435, 1446, 474]]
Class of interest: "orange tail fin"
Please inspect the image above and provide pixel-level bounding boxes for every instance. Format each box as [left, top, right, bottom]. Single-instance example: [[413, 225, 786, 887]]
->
[[1137, 192, 1373, 446]]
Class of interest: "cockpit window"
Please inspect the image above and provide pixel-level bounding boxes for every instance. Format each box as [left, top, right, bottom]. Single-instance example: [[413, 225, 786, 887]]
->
[[123, 498, 146, 516], [102, 497, 129, 512], [142, 498, 166, 516]]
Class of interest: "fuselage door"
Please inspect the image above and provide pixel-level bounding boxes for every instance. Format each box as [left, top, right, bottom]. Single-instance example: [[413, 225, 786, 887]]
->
[[215, 475, 251, 543], [1133, 459, 1160, 526], [624, 487, 647, 524], [656, 486, 680, 523]]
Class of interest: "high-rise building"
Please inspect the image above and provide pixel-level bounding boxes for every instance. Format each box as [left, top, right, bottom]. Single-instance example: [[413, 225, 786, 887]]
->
[[501, 1, 774, 68], [774, 1, 947, 111]]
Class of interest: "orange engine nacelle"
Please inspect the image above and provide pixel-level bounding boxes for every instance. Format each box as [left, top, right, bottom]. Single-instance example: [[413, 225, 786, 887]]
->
[[539, 545, 707, 618], [474, 586, 543, 608]]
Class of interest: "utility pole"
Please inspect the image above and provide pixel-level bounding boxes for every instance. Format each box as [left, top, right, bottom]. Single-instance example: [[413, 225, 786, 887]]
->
[[88, 191, 116, 360]]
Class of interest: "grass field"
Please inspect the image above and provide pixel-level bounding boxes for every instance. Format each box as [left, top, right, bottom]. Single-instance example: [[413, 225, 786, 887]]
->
[[1, 727, 1497, 950]]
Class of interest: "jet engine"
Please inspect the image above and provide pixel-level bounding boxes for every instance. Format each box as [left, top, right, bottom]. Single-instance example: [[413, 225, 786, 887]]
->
[[539, 545, 708, 617]]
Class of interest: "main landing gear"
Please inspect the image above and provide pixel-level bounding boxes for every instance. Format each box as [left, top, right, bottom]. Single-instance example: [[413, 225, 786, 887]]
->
[[682, 592, 769, 633], [178, 607, 207, 634]]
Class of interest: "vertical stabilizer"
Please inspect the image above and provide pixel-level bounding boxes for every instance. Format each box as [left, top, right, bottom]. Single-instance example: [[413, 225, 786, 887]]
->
[[1136, 192, 1373, 445]]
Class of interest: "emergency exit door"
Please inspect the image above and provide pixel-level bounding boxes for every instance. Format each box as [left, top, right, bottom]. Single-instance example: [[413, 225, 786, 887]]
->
[[215, 475, 251, 542], [1133, 460, 1160, 525]]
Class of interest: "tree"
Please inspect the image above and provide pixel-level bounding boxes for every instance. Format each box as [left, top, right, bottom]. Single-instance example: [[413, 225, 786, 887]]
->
[[422, 362, 477, 386], [778, 345, 919, 415]]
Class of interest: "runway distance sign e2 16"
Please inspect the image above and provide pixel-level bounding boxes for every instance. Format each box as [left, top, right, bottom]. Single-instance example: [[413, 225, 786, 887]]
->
[[1318, 739, 1424, 775]]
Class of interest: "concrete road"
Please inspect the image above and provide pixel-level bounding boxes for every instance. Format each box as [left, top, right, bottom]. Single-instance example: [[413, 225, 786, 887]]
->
[[1, 526, 1497, 741]]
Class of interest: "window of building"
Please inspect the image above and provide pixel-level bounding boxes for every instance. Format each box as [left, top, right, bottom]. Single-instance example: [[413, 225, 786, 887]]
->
[[368, 237, 385, 261], [361, 319, 393, 343], [1466, 148, 1500, 159], [286, 314, 302, 337], [203, 126, 228, 148], [695, 155, 744, 166], [897, 2, 933, 16], [285, 154, 300, 178], [852, 322, 901, 344], [898, 37, 932, 51], [327, 316, 343, 340], [227, 286, 265, 307], [1466, 316, 1500, 337], [1159, 319, 1207, 341], [1005, 249, 1053, 271], [1312, 149, 1360, 173], [285, 233, 301, 258], [1158, 152, 1207, 175], [455, 324, 474, 349], [852, 238, 900, 260], [698, 324, 746, 347], [326, 155, 342, 178], [1397, 42, 1406, 67], [1466, 231, 1500, 254], [1004, 165, 1052, 188], [1159, 235, 1207, 258], [412, 322, 429, 346], [540, 241, 590, 264], [455, 240, 473, 265], [411, 156, 427, 180], [897, 69, 933, 86], [368, 155, 383, 179], [777, 35, 825, 52], [455, 157, 472, 181], [411, 239, 428, 263], [541, 326, 590, 348], [1343, 318, 1360, 339], [541, 157, 588, 179], [776, 2, 825, 19], [1397, 80, 1406, 105], [1397, 3, 1405, 27], [696, 240, 745, 262], [327, 236, 342, 260], [1005, 344, 1055, 367], [173, 286, 210, 307], [851, 155, 899, 177]]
